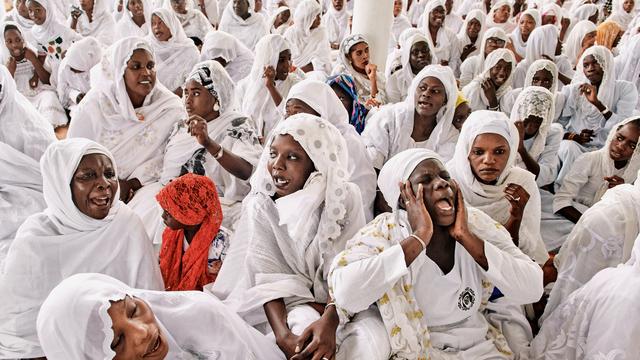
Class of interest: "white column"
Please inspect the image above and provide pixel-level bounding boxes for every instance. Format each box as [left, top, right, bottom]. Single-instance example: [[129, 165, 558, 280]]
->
[[351, 0, 394, 69]]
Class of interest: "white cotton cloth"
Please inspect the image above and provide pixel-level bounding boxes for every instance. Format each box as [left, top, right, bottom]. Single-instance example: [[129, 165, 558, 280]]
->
[[219, 0, 269, 50], [421, 0, 460, 70], [236, 34, 301, 138], [0, 138, 163, 359], [56, 36, 102, 110], [323, 0, 349, 45], [447, 110, 549, 264], [69, 0, 116, 46], [512, 24, 559, 89], [386, 33, 436, 103], [462, 48, 516, 112], [67, 36, 186, 186], [458, 27, 509, 88], [614, 34, 640, 109], [269, 6, 293, 35], [0, 64, 55, 160], [164, 0, 213, 41], [384, 27, 423, 79], [115, 0, 152, 38], [199, 30, 254, 82], [485, 0, 516, 33], [391, 9, 413, 51], [456, 9, 486, 61], [285, 79, 377, 221], [37, 273, 284, 360], [5, 0, 38, 47], [572, 4, 599, 23], [147, 8, 200, 92], [362, 64, 460, 168], [510, 8, 541, 60], [608, 0, 637, 30], [562, 19, 597, 68], [283, 0, 331, 74]]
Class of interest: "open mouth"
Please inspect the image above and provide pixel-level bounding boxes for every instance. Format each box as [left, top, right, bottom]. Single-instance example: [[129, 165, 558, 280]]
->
[[417, 100, 433, 109], [434, 197, 454, 214], [90, 195, 111, 208], [272, 174, 290, 189], [139, 79, 152, 85], [144, 331, 161, 357]]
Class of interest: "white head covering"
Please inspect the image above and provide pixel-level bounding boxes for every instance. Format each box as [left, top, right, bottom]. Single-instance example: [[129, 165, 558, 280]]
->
[[485, 0, 515, 32], [199, 30, 254, 82], [562, 19, 598, 67], [284, 0, 327, 69], [572, 45, 616, 118], [285, 79, 352, 135], [463, 48, 516, 108], [270, 5, 293, 34], [524, 58, 559, 94], [475, 27, 509, 74], [615, 34, 640, 100], [71, 0, 116, 43], [37, 273, 283, 360], [0, 138, 163, 359], [457, 9, 487, 57], [510, 86, 555, 162], [609, 0, 637, 30], [572, 3, 599, 22], [115, 0, 152, 38], [394, 33, 437, 97], [540, 2, 564, 26], [522, 24, 559, 66], [30, 0, 69, 43], [185, 60, 237, 114], [63, 35, 103, 72], [511, 8, 541, 57], [421, 0, 446, 37]]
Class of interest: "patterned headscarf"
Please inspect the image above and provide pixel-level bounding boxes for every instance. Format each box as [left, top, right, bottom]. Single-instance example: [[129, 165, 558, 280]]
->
[[156, 173, 223, 291], [327, 74, 369, 134]]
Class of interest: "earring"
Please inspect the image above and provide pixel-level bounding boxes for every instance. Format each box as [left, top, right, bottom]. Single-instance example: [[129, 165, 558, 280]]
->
[[213, 102, 220, 111]]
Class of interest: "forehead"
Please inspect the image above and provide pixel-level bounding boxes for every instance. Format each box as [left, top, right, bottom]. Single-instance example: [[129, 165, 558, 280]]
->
[[408, 158, 446, 180], [418, 76, 444, 88], [76, 153, 113, 170], [350, 42, 368, 52], [410, 41, 428, 51], [472, 132, 510, 147], [128, 49, 153, 62], [184, 79, 207, 90], [271, 133, 304, 150], [583, 54, 599, 65], [533, 68, 553, 78]]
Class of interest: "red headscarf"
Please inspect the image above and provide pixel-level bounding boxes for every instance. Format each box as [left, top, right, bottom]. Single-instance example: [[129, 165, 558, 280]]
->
[[156, 174, 223, 291]]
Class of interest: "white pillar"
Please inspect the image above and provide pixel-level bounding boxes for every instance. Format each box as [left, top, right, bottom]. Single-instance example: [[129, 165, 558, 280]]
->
[[351, 0, 394, 69]]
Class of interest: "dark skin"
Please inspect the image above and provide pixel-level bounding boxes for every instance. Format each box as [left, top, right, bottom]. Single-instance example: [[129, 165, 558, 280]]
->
[[4, 28, 51, 86], [285, 98, 321, 118], [412, 76, 447, 142], [482, 59, 512, 109], [460, 19, 481, 62], [233, 0, 251, 20], [348, 42, 380, 107], [27, 0, 47, 26], [262, 50, 291, 136], [128, 0, 146, 27], [484, 37, 506, 58], [428, 6, 448, 66], [453, 102, 471, 131], [514, 115, 544, 178], [273, 9, 291, 28], [183, 79, 254, 181], [409, 41, 432, 75], [71, 0, 95, 30], [71, 154, 118, 220], [330, 84, 353, 116]]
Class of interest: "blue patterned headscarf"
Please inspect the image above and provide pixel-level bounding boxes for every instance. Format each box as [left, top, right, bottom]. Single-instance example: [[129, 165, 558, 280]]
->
[[327, 74, 369, 134]]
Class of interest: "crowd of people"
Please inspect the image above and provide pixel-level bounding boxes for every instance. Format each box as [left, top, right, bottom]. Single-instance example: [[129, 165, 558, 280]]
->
[[1, 0, 640, 358]]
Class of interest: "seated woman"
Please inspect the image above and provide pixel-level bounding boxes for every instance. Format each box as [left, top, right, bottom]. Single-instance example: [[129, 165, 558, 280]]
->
[[541, 173, 640, 322], [385, 33, 435, 103], [283, 0, 331, 75], [147, 8, 200, 96], [421, 0, 460, 71], [462, 48, 516, 113], [56, 36, 102, 115], [327, 73, 370, 134], [389, 0, 412, 52], [447, 110, 548, 264], [115, 0, 150, 38], [68, 0, 116, 46], [5, 0, 39, 47], [219, 0, 269, 50], [324, 0, 347, 48], [459, 27, 508, 88], [572, 3, 600, 24], [509, 8, 540, 62], [456, 9, 486, 66], [37, 273, 285, 359], [542, 117, 640, 249], [236, 34, 301, 139], [156, 173, 229, 291], [212, 115, 369, 360], [0, 138, 163, 359], [166, 0, 212, 44], [485, 0, 516, 33], [333, 34, 387, 106], [609, 0, 637, 30], [162, 60, 261, 231], [531, 232, 640, 359], [596, 20, 624, 53], [199, 30, 254, 82], [285, 79, 377, 220], [556, 46, 637, 184], [453, 91, 471, 131], [329, 148, 543, 359], [3, 22, 67, 128], [561, 20, 597, 69], [614, 34, 640, 110], [362, 65, 459, 170]]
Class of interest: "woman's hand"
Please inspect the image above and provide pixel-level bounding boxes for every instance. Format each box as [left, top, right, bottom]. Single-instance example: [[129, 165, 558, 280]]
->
[[365, 63, 377, 81], [263, 65, 276, 88], [118, 178, 141, 203], [514, 120, 526, 152], [187, 114, 214, 147], [401, 181, 434, 243], [481, 79, 498, 108], [23, 47, 38, 63], [504, 183, 529, 220], [460, 44, 477, 62], [604, 175, 624, 188], [29, 73, 39, 89], [573, 129, 595, 145], [448, 180, 470, 241], [579, 83, 603, 109], [275, 331, 303, 359], [291, 308, 339, 360], [364, 97, 381, 108], [7, 56, 17, 75]]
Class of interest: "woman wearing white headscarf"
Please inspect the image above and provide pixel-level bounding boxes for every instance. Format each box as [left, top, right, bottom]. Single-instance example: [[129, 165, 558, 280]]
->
[[486, 0, 516, 33], [199, 30, 254, 82], [556, 45, 638, 184], [456, 9, 486, 64], [386, 33, 436, 103], [165, 0, 213, 42], [459, 27, 509, 88], [235, 34, 302, 138], [384, 27, 422, 79], [324, 0, 349, 48], [284, 0, 331, 74], [608, 0, 638, 30], [269, 6, 293, 35], [212, 115, 368, 360], [447, 110, 548, 264], [562, 19, 597, 68], [572, 3, 599, 24], [284, 79, 377, 221], [614, 34, 640, 110], [147, 8, 200, 94], [56, 36, 102, 113], [462, 48, 516, 113], [68, 0, 117, 46], [115, 0, 151, 38], [0, 138, 163, 359], [363, 65, 459, 169], [37, 273, 284, 360], [219, 0, 269, 50], [329, 147, 543, 359], [510, 8, 541, 61], [422, 0, 460, 72], [390, 0, 413, 51], [5, 0, 39, 47], [531, 231, 640, 359]]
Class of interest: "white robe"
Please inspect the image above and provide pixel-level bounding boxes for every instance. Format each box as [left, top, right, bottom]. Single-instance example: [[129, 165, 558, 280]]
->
[[219, 4, 269, 50]]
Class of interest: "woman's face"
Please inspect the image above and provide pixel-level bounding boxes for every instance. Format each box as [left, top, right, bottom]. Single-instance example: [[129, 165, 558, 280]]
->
[[310, 14, 321, 30], [4, 29, 26, 58], [275, 9, 290, 25], [331, 84, 353, 116], [233, 0, 250, 17], [71, 154, 118, 220], [276, 49, 292, 81], [407, 159, 456, 227], [519, 14, 536, 36], [531, 68, 553, 89], [107, 296, 169, 360], [414, 76, 447, 118], [16, 0, 30, 18], [79, 0, 94, 13], [161, 209, 184, 230], [523, 115, 544, 138], [623, 0, 635, 13], [494, 5, 511, 23], [467, 18, 482, 38], [128, 0, 145, 17], [254, 0, 262, 12], [453, 102, 471, 131], [588, 10, 599, 24], [541, 14, 556, 25], [348, 42, 370, 72], [124, 49, 156, 101], [484, 36, 506, 56], [609, 123, 639, 162], [393, 0, 403, 17], [490, 59, 512, 87], [581, 30, 597, 49], [333, 0, 344, 11], [268, 134, 316, 199], [151, 15, 172, 42], [409, 41, 431, 74], [582, 54, 603, 85], [429, 6, 446, 28], [183, 79, 218, 119], [612, 30, 623, 49], [285, 98, 320, 118], [170, 0, 187, 14], [468, 133, 510, 184], [27, 0, 46, 25]]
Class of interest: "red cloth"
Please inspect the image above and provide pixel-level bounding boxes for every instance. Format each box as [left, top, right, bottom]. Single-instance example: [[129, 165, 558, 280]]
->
[[156, 174, 223, 291]]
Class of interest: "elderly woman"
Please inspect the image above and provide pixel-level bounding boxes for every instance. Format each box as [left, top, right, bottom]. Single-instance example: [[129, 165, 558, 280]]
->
[[219, 0, 269, 50], [166, 0, 213, 43], [115, 0, 150, 38], [459, 27, 508, 88], [68, 0, 116, 46], [462, 48, 516, 113], [55, 36, 102, 114], [447, 111, 548, 264], [283, 0, 331, 74], [147, 8, 200, 96], [37, 273, 285, 359], [199, 30, 254, 82], [385, 33, 436, 103], [0, 138, 163, 359], [212, 115, 368, 360], [329, 148, 543, 359]]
